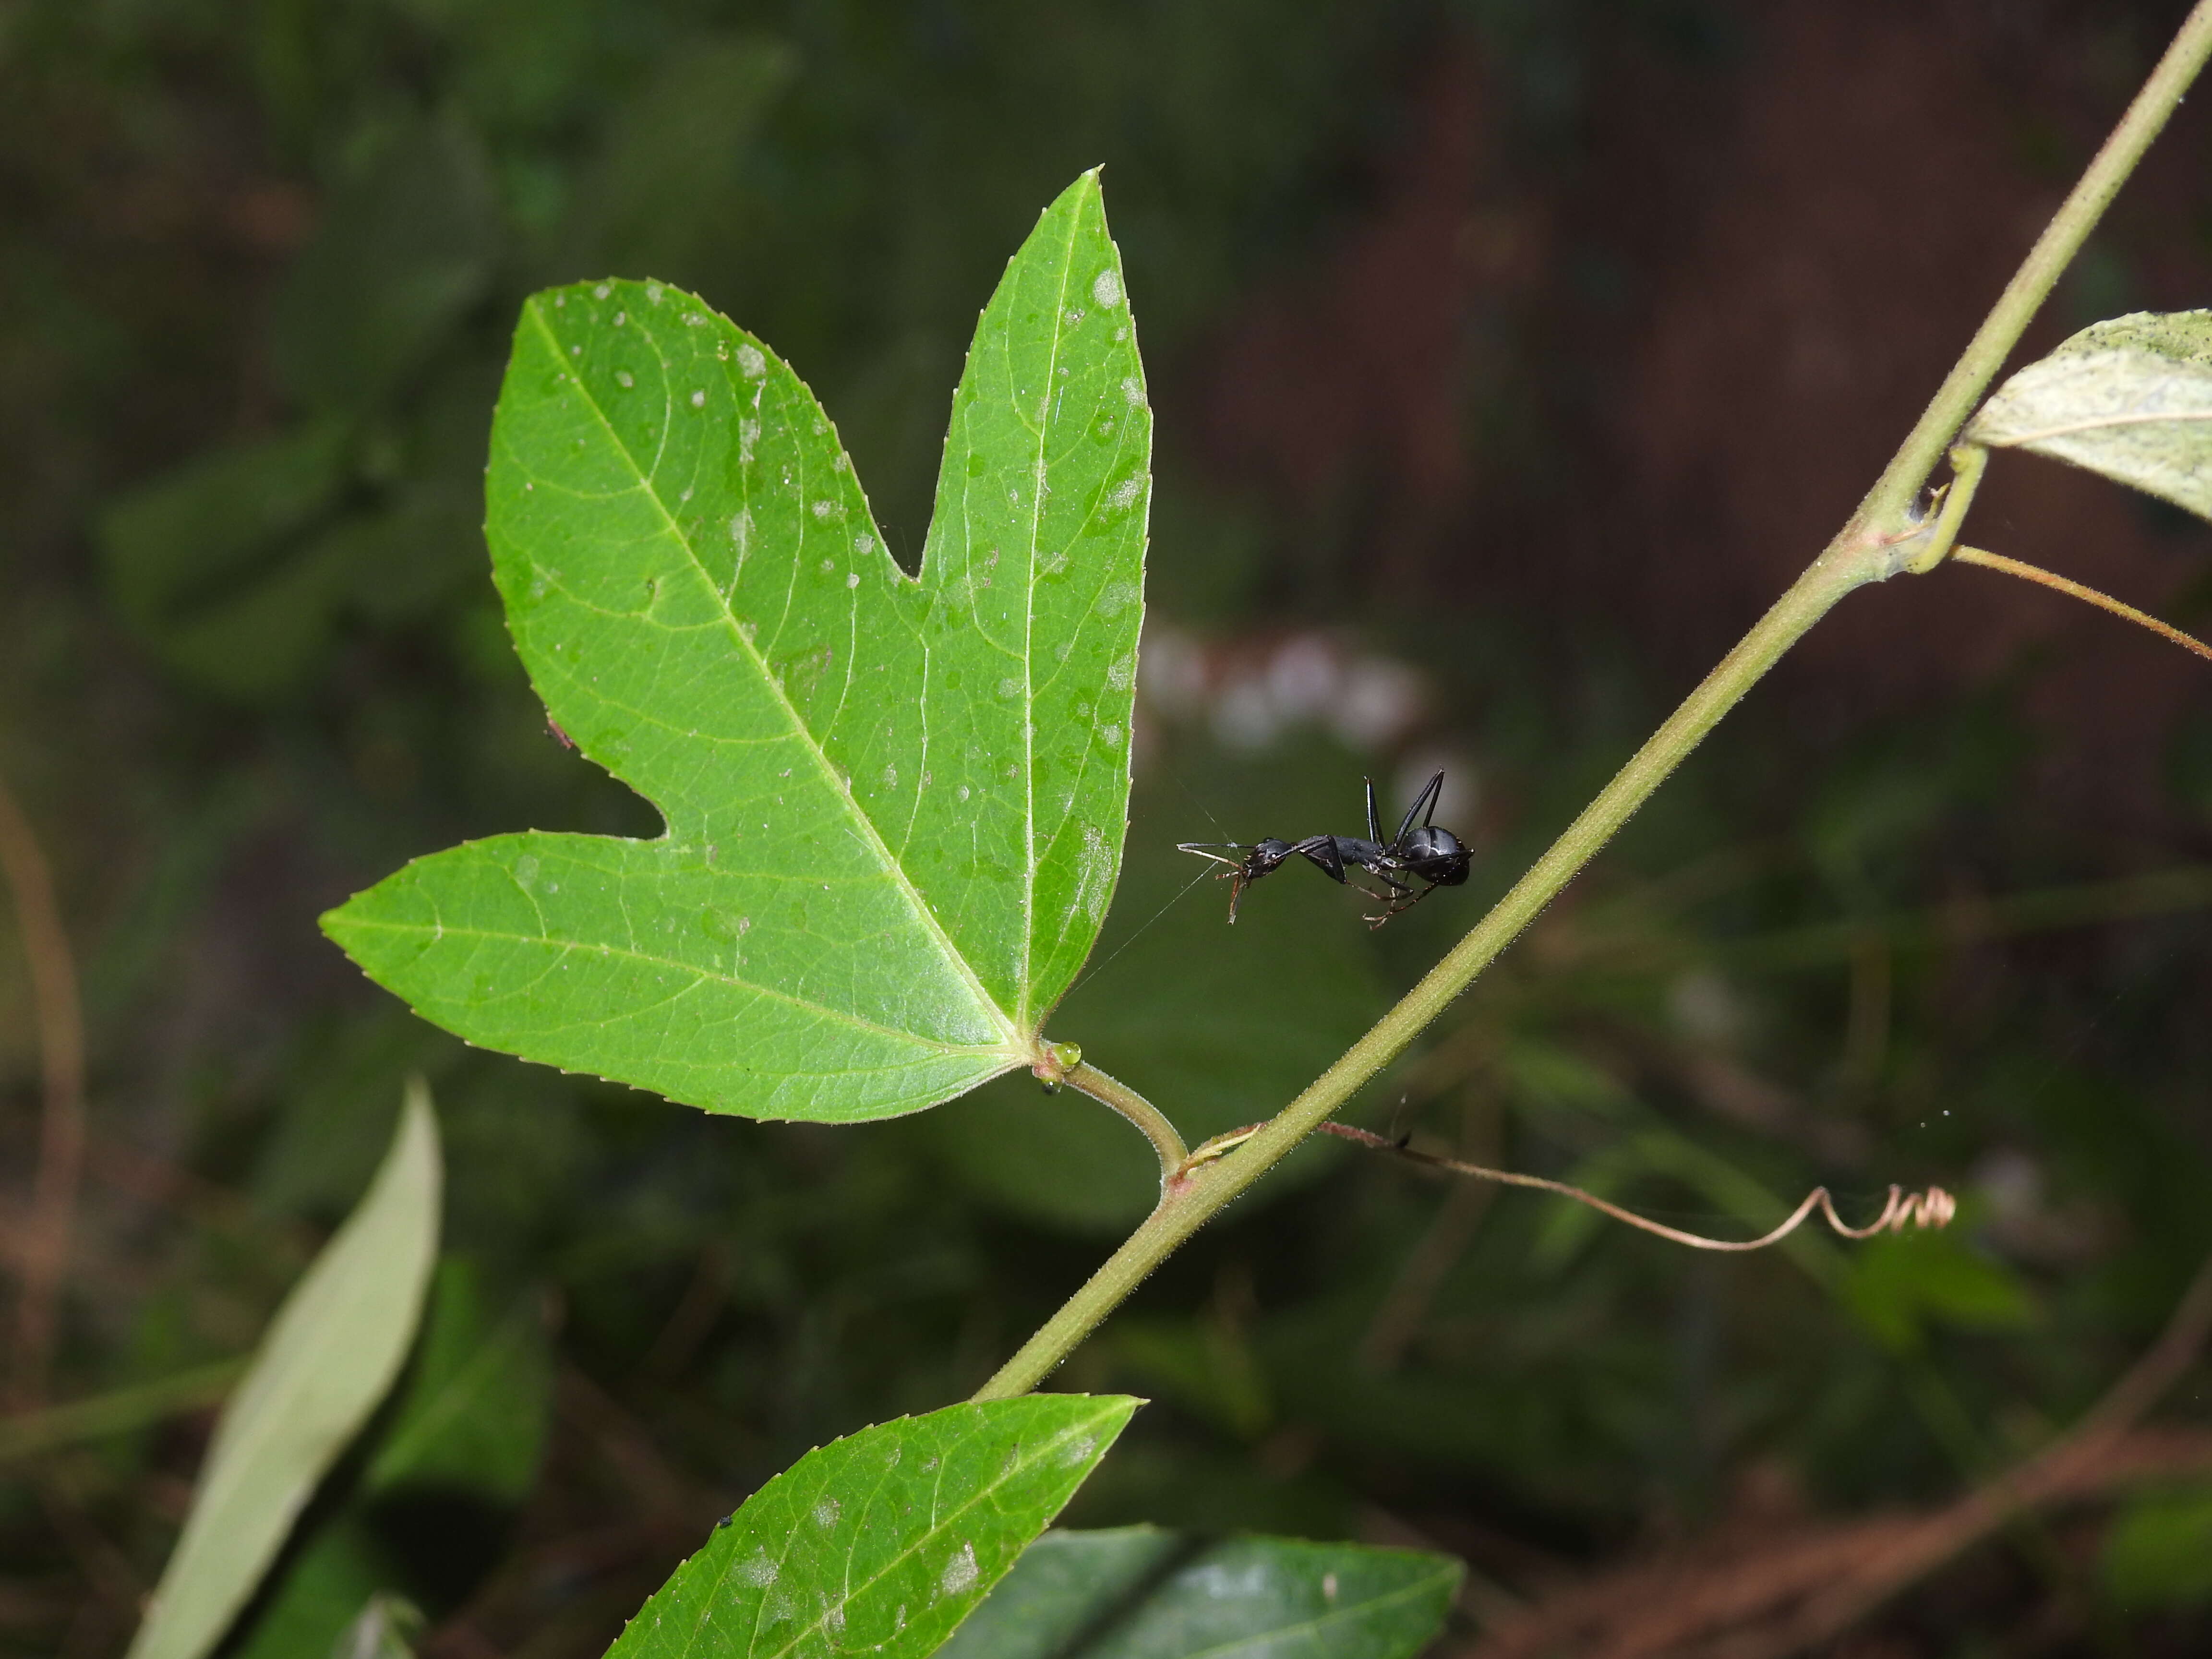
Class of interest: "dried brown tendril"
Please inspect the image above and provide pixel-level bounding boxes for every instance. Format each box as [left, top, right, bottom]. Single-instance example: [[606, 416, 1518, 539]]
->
[[1176, 1120, 1953, 1251]]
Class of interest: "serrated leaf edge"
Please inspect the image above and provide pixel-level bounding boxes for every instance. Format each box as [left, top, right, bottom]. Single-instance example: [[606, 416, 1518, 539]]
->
[[636, 1396, 1135, 1659], [1004, 182, 1086, 1031]]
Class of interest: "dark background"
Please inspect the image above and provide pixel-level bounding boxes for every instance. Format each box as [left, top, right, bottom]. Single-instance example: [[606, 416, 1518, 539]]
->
[[6, 1, 2212, 1654]]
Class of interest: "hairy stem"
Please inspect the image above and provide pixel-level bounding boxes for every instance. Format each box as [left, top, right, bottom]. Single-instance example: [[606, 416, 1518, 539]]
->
[[1066, 1062, 1186, 1184], [973, 0, 2212, 1403], [1953, 546, 2212, 662]]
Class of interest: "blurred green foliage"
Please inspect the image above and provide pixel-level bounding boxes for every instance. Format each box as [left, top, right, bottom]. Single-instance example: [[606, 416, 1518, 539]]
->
[[3, 0, 2212, 1655], [2105, 1483, 2212, 1610]]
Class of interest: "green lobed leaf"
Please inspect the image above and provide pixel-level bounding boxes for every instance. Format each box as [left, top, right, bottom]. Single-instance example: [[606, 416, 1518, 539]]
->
[[606, 1395, 1138, 1659], [324, 170, 1152, 1121], [937, 1527, 1462, 1659], [1966, 310, 2212, 519], [127, 1083, 443, 1659]]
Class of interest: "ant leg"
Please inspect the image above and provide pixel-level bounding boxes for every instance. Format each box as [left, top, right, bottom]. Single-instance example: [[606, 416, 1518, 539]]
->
[[1356, 867, 1414, 926], [1366, 880, 1440, 931], [1364, 777, 1383, 843], [1344, 871, 1399, 906], [1394, 769, 1446, 844]]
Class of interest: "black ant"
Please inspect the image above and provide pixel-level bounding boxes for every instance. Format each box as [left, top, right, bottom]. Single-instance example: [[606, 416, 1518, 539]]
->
[[1178, 770, 1471, 929]]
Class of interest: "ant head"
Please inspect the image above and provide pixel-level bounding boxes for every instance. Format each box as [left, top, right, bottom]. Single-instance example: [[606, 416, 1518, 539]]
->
[[1250, 837, 1294, 871], [1401, 825, 1471, 884]]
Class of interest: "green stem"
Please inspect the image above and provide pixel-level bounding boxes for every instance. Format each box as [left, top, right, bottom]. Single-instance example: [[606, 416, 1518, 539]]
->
[[1953, 545, 2212, 663], [972, 0, 2212, 1404], [1066, 1062, 1186, 1185], [1859, 2, 2212, 533]]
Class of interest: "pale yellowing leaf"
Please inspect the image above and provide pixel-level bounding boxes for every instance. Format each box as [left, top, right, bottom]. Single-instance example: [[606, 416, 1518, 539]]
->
[[126, 1084, 443, 1659], [1967, 310, 2212, 518]]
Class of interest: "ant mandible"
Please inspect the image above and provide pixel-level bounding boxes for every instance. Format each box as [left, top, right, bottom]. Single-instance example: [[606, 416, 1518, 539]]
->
[[1178, 769, 1471, 929]]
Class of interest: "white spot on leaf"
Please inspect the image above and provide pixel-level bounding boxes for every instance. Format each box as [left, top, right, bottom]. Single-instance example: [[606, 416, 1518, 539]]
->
[[736, 344, 767, 378], [1071, 824, 1113, 928], [1092, 268, 1122, 308], [938, 1543, 979, 1598]]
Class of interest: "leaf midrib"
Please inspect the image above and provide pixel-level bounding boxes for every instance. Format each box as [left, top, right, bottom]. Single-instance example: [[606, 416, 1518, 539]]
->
[[678, 1405, 1120, 1659], [1988, 406, 2212, 445], [758, 1410, 1110, 1659], [340, 909, 1009, 1058], [518, 298, 1021, 1049], [1009, 202, 1085, 1028]]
